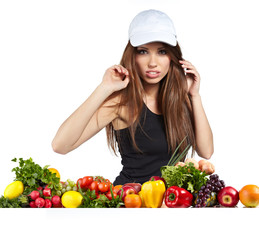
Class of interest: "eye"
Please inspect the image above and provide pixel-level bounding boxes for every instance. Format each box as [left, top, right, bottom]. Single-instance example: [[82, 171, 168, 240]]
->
[[137, 49, 148, 54], [159, 49, 167, 55]]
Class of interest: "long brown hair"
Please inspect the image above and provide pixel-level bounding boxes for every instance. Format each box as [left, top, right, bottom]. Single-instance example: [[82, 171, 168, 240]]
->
[[104, 41, 196, 159]]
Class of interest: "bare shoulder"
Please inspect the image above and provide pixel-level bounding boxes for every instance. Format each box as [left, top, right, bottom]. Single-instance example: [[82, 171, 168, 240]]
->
[[100, 93, 130, 130]]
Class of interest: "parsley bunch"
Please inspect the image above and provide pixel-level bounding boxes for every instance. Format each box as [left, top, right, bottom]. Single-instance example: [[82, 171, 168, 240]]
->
[[78, 184, 124, 208], [11, 157, 60, 195], [161, 162, 208, 193], [0, 195, 22, 208]]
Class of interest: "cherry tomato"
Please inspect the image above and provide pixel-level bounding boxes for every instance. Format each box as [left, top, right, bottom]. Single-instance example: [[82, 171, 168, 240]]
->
[[106, 191, 117, 200], [94, 176, 105, 183], [98, 182, 109, 193], [105, 179, 111, 184], [77, 178, 83, 189], [85, 176, 94, 186], [82, 176, 93, 188], [89, 181, 99, 193]]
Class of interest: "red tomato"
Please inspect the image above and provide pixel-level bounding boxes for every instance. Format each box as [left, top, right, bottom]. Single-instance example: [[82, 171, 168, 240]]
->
[[106, 191, 117, 200], [105, 179, 111, 184], [94, 176, 105, 183], [89, 181, 99, 193], [77, 178, 83, 189], [83, 176, 93, 186], [98, 182, 109, 193]]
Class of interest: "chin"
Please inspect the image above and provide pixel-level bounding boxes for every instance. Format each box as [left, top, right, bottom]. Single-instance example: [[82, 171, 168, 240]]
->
[[142, 78, 164, 85]]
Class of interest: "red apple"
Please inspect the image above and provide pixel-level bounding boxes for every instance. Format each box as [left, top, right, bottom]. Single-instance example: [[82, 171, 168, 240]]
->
[[123, 183, 142, 193], [117, 186, 137, 201], [149, 176, 166, 186], [217, 186, 239, 207]]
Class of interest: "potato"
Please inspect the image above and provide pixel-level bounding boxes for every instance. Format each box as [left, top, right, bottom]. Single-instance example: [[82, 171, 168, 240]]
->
[[175, 162, 185, 167], [185, 158, 199, 170], [198, 159, 215, 175]]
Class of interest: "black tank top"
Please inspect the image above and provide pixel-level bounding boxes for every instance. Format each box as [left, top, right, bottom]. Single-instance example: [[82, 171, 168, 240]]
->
[[113, 103, 172, 185]]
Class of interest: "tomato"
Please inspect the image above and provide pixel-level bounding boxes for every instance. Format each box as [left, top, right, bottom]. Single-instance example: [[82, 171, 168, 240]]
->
[[98, 182, 109, 193], [124, 194, 142, 208], [94, 176, 106, 183], [113, 185, 123, 194], [106, 191, 117, 200], [82, 176, 93, 188], [77, 178, 83, 189], [239, 184, 259, 207], [89, 181, 99, 193], [105, 179, 111, 184]]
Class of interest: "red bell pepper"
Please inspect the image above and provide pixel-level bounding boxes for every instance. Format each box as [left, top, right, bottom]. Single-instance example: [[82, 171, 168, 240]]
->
[[165, 186, 193, 208]]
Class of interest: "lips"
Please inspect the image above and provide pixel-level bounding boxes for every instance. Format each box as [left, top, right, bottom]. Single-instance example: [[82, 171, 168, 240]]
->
[[145, 70, 161, 78]]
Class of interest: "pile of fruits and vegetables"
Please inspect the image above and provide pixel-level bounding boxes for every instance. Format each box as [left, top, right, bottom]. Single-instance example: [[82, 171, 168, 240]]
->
[[0, 156, 258, 208]]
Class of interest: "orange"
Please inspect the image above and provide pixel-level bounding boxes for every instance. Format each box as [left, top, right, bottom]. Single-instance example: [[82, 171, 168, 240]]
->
[[124, 194, 142, 208], [113, 185, 123, 194], [48, 168, 61, 179], [239, 184, 259, 208]]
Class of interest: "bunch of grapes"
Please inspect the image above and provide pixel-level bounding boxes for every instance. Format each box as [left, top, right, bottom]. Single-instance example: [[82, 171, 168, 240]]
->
[[55, 179, 77, 197], [194, 174, 225, 208]]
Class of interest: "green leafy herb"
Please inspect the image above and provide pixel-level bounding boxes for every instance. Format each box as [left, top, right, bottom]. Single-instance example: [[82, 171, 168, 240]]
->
[[78, 183, 124, 208], [161, 162, 208, 192], [0, 195, 22, 208], [11, 157, 60, 195]]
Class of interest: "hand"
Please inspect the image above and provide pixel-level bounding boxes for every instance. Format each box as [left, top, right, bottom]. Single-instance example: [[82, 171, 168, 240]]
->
[[179, 60, 200, 97], [101, 65, 130, 93]]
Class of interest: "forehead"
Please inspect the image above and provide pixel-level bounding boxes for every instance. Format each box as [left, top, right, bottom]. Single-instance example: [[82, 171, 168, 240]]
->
[[137, 42, 164, 49]]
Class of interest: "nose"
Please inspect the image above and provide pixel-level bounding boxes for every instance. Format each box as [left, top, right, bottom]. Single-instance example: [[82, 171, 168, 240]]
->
[[148, 54, 157, 68]]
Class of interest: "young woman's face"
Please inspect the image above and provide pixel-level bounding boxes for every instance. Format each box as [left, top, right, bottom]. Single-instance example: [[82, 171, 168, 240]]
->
[[135, 42, 171, 85]]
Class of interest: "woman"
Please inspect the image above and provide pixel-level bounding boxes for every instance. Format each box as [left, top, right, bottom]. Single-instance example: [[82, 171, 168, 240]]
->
[[52, 9, 214, 185]]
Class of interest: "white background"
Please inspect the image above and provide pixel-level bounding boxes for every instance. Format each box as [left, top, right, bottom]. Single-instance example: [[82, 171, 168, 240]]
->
[[0, 0, 258, 239]]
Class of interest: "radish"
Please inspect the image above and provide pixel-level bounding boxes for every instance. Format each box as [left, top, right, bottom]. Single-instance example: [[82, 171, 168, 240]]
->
[[35, 197, 45, 208], [29, 201, 37, 208], [29, 190, 40, 200], [44, 199, 52, 208], [51, 195, 61, 206], [43, 187, 51, 197]]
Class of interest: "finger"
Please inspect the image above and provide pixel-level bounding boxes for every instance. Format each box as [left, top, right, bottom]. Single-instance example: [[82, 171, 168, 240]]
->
[[185, 69, 198, 75], [123, 75, 130, 85], [118, 65, 129, 75], [179, 60, 194, 68], [113, 65, 122, 74], [181, 64, 196, 70]]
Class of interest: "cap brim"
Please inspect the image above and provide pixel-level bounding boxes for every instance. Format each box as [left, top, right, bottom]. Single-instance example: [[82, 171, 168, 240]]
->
[[130, 31, 177, 47]]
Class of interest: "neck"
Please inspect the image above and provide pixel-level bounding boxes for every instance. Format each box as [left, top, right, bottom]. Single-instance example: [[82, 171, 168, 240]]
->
[[142, 82, 160, 100]]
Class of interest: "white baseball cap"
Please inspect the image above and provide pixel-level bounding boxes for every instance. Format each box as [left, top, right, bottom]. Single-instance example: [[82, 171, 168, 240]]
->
[[129, 9, 177, 47]]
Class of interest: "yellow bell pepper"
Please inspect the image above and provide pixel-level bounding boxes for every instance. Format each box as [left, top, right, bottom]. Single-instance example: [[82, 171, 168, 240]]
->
[[141, 180, 166, 208], [138, 191, 146, 208]]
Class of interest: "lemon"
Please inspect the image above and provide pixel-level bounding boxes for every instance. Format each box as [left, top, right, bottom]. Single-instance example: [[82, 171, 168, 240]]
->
[[4, 181, 24, 199], [61, 191, 83, 208], [48, 168, 61, 179]]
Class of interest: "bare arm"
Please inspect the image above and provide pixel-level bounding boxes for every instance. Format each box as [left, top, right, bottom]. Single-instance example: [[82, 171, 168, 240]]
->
[[191, 95, 214, 159], [180, 59, 214, 159], [52, 65, 130, 154]]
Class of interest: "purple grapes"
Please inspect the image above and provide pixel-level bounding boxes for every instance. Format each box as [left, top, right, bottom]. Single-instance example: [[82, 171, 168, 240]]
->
[[194, 174, 225, 208]]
